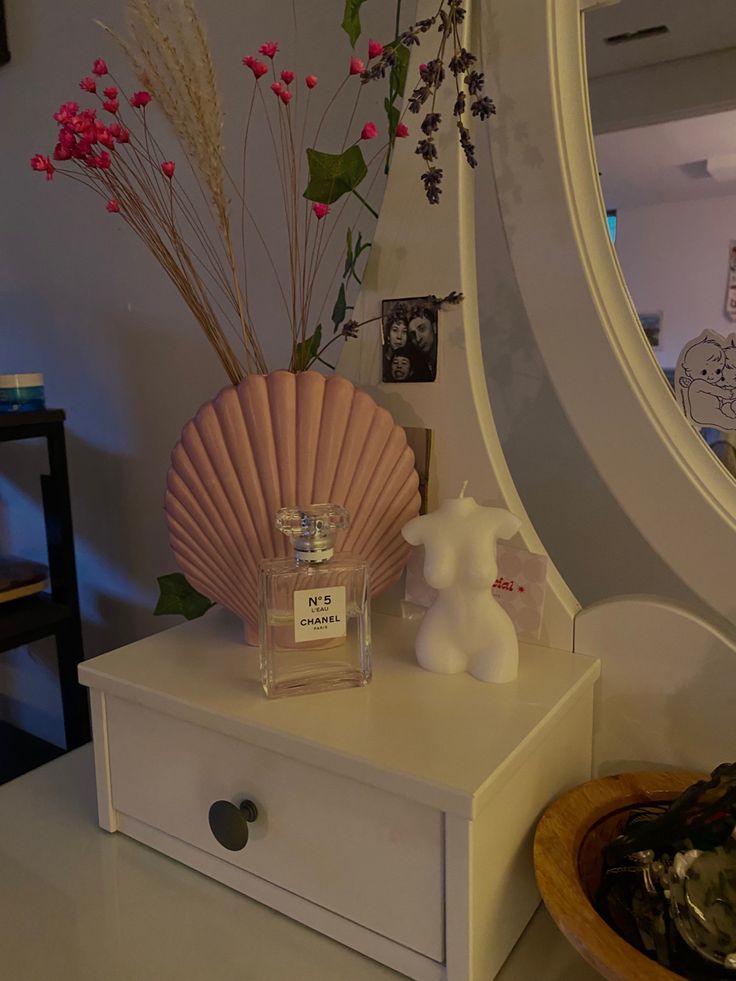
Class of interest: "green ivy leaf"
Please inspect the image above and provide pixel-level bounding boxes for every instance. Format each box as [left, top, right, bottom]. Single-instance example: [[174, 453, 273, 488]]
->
[[344, 232, 371, 286], [342, 0, 367, 47], [384, 96, 400, 142], [384, 42, 409, 172], [304, 145, 368, 205], [388, 42, 410, 102], [331, 284, 347, 332], [355, 232, 371, 264], [293, 323, 323, 371], [343, 228, 354, 279], [154, 573, 214, 620]]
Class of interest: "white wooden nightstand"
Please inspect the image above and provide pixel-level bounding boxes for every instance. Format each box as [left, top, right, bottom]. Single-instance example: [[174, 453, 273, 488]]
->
[[79, 608, 599, 981]]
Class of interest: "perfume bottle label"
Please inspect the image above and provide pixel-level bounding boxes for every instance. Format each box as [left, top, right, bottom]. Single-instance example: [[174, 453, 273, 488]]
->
[[293, 586, 347, 642]]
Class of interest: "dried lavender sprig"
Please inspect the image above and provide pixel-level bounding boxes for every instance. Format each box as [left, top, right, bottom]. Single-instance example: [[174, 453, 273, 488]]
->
[[421, 167, 443, 204], [363, 0, 497, 205], [457, 123, 477, 168], [426, 290, 464, 307], [470, 96, 496, 120], [421, 112, 441, 135], [416, 138, 438, 162], [408, 85, 431, 113], [465, 70, 484, 95], [449, 48, 475, 76], [360, 47, 397, 83]]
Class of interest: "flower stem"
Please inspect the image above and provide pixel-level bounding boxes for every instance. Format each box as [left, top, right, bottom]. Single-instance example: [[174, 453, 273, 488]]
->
[[351, 188, 378, 218]]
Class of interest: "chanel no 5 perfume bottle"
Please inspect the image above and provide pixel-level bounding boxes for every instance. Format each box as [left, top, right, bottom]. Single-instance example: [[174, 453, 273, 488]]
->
[[258, 504, 372, 698]]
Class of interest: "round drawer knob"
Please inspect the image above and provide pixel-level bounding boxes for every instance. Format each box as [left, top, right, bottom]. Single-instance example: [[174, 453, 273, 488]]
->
[[208, 799, 259, 851]]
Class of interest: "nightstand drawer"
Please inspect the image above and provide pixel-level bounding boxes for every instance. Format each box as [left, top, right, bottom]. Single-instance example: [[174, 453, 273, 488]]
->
[[106, 695, 445, 960]]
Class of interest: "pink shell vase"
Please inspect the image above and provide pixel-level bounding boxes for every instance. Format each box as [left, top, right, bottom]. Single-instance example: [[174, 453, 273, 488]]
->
[[165, 370, 421, 643]]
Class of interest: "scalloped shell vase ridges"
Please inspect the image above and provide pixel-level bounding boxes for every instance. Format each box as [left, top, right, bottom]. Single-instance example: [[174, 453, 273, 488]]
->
[[165, 370, 421, 643]]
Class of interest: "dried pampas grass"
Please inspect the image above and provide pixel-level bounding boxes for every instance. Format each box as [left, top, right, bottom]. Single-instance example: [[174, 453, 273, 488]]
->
[[106, 0, 227, 226], [98, 0, 264, 374]]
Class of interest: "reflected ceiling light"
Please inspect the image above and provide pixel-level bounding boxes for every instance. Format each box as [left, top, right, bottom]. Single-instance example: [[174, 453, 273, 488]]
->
[[605, 24, 669, 45]]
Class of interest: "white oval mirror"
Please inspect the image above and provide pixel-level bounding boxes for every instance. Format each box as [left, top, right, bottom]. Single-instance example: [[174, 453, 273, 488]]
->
[[481, 0, 736, 624], [587, 0, 736, 480]]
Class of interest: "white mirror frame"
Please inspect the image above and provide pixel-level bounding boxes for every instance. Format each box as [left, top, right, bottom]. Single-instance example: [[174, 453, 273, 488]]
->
[[485, 0, 736, 621]]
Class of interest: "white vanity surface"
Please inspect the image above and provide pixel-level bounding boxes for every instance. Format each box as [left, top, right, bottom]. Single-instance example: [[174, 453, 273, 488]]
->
[[0, 745, 603, 980]]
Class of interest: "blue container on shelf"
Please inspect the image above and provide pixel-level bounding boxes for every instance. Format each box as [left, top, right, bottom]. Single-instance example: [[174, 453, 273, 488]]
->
[[0, 373, 46, 412]]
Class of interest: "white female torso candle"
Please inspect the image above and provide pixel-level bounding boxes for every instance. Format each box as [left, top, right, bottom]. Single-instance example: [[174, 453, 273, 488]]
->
[[402, 488, 522, 683]]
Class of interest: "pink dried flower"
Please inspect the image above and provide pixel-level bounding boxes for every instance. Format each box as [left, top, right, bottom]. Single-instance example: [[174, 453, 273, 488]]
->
[[106, 199, 120, 213], [243, 55, 269, 79], [112, 125, 130, 143], [72, 138, 92, 159], [396, 122, 409, 138], [270, 81, 283, 95], [53, 143, 72, 161], [279, 89, 292, 105], [360, 121, 378, 140], [259, 41, 278, 59], [103, 86, 118, 99], [98, 128, 115, 149], [92, 58, 108, 76], [79, 76, 97, 93], [161, 160, 176, 179], [349, 57, 364, 76], [102, 99, 119, 114], [130, 90, 151, 108], [58, 128, 75, 148], [69, 115, 91, 136], [30, 154, 55, 180], [280, 69, 294, 84], [305, 74, 318, 89], [87, 151, 111, 169], [53, 101, 79, 124], [368, 39, 383, 59], [312, 202, 330, 220]]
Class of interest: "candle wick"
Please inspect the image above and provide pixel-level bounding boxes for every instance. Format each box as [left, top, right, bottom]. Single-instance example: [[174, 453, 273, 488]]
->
[[459, 480, 468, 498]]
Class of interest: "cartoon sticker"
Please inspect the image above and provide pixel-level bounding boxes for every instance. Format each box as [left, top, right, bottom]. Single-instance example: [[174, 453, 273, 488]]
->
[[675, 330, 736, 432]]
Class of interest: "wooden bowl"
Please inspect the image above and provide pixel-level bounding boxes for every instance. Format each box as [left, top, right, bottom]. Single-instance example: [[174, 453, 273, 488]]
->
[[534, 771, 704, 981]]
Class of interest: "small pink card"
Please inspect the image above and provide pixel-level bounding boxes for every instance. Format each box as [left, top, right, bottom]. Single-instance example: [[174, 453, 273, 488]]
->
[[404, 543, 548, 641]]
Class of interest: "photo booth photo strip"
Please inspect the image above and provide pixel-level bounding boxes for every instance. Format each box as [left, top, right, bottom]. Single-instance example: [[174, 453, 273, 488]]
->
[[675, 329, 736, 432], [381, 296, 439, 384]]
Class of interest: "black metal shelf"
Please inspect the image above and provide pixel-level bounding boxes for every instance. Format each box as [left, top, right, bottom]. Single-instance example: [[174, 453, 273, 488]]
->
[[0, 592, 72, 653], [0, 409, 65, 441], [0, 409, 90, 765]]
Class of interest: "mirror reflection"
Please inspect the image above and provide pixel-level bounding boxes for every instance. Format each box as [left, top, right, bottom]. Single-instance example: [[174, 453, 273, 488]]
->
[[585, 0, 736, 476]]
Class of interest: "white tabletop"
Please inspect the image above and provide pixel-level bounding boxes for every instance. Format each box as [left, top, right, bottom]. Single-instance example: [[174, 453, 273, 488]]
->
[[0, 747, 603, 980]]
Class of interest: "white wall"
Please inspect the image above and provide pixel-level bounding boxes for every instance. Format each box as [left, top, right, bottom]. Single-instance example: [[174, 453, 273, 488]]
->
[[1, 0, 387, 744], [613, 193, 736, 368]]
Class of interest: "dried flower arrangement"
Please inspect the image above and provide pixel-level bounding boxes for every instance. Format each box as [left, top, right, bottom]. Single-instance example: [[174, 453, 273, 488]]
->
[[30, 0, 491, 383]]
